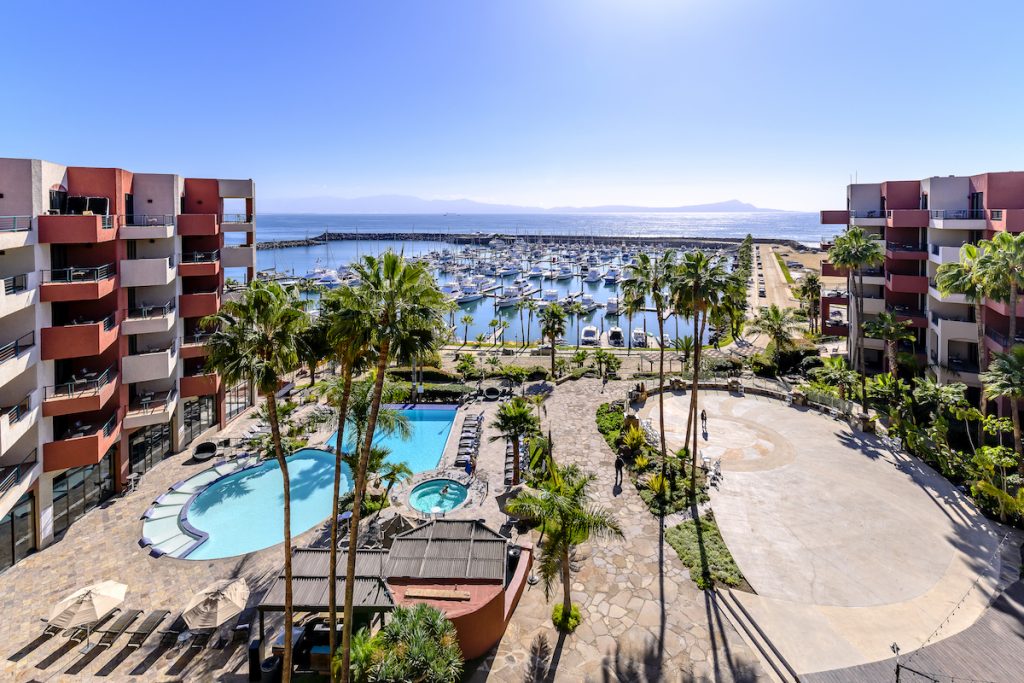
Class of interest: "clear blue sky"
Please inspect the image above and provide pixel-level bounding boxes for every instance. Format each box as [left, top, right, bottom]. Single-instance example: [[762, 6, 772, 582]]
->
[[4, 0, 1023, 211]]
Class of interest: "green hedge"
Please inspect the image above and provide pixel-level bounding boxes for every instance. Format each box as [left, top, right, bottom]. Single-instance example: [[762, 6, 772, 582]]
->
[[665, 513, 745, 589], [387, 366, 463, 383], [390, 381, 475, 402], [595, 403, 625, 450]]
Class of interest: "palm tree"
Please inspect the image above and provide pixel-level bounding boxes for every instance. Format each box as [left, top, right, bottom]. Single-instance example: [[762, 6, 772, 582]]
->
[[566, 300, 586, 349], [673, 251, 731, 494], [338, 252, 447, 683], [528, 393, 546, 425], [490, 396, 539, 485], [982, 346, 1024, 468], [380, 461, 413, 500], [748, 304, 800, 364], [720, 274, 749, 341], [863, 311, 914, 377], [979, 232, 1024, 441], [828, 227, 884, 413], [474, 332, 487, 345], [539, 303, 567, 378], [498, 319, 510, 348], [797, 271, 822, 334], [202, 280, 307, 681], [524, 298, 538, 348], [506, 464, 622, 629], [488, 318, 500, 346], [297, 313, 331, 387], [460, 313, 473, 345], [515, 299, 529, 348], [673, 335, 694, 364], [621, 251, 676, 472], [816, 356, 858, 402]]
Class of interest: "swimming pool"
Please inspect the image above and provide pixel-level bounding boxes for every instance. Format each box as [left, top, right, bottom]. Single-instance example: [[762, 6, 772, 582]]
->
[[182, 449, 350, 560], [409, 479, 468, 514], [326, 405, 457, 474]]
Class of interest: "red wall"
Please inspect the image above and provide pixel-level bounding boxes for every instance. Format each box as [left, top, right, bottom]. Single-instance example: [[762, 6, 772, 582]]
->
[[183, 178, 222, 215], [880, 180, 920, 210], [970, 172, 1024, 209]]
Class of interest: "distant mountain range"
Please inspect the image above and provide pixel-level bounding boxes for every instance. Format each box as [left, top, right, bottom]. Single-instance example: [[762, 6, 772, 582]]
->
[[259, 194, 791, 214]]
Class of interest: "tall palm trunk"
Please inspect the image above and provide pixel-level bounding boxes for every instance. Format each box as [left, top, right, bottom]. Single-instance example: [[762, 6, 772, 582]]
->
[[550, 336, 556, 378], [527, 309, 533, 348], [561, 546, 572, 618], [1009, 289, 1023, 462], [886, 339, 898, 378], [266, 393, 294, 683], [857, 268, 867, 413], [975, 300, 987, 446], [340, 339, 391, 683], [511, 434, 521, 486], [656, 312, 668, 482], [690, 312, 709, 496], [328, 367, 353, 679], [519, 307, 526, 348]]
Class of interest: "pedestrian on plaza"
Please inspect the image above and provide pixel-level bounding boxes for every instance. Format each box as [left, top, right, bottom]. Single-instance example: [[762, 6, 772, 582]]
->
[[614, 454, 624, 486], [701, 409, 707, 432]]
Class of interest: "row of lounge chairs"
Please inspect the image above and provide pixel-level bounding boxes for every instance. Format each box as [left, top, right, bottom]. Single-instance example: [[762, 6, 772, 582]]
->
[[454, 412, 484, 469], [504, 440, 528, 487]]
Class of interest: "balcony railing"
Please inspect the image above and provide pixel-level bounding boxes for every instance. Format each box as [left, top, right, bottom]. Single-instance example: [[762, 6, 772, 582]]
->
[[0, 449, 37, 497], [887, 304, 926, 319], [121, 214, 174, 227], [183, 331, 213, 345], [129, 339, 177, 357], [42, 263, 115, 283], [45, 365, 117, 400], [128, 388, 177, 413], [887, 242, 926, 252], [0, 216, 32, 233], [0, 331, 35, 363], [2, 274, 28, 295], [930, 209, 985, 220], [126, 300, 175, 319], [3, 394, 33, 425], [221, 213, 253, 223], [850, 210, 887, 218], [58, 312, 117, 331], [181, 250, 219, 264], [126, 254, 175, 267], [991, 210, 1004, 220], [930, 311, 974, 325]]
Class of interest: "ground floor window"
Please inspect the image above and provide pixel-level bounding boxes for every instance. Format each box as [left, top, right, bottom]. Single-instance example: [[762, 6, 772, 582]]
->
[[129, 423, 172, 476], [51, 448, 114, 540], [182, 395, 216, 446], [0, 491, 35, 572], [225, 381, 249, 422]]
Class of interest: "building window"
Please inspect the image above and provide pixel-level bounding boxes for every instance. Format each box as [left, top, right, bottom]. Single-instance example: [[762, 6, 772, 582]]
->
[[129, 423, 172, 476], [225, 382, 249, 422], [50, 448, 114, 541], [182, 395, 216, 446], [0, 491, 35, 572]]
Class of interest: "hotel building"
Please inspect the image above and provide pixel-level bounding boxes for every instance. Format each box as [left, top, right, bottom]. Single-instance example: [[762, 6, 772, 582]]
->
[[0, 158, 256, 572], [820, 172, 1024, 400]]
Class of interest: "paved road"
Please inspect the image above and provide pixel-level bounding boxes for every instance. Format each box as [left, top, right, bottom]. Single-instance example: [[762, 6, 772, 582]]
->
[[755, 244, 798, 310]]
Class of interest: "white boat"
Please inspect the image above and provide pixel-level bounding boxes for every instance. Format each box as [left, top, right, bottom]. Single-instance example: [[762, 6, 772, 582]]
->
[[555, 264, 574, 280], [603, 267, 621, 284], [584, 268, 603, 283], [581, 325, 599, 346], [527, 265, 545, 279], [537, 289, 559, 307], [456, 283, 484, 304], [605, 296, 619, 315], [632, 328, 648, 347], [580, 294, 600, 312], [608, 327, 624, 347], [497, 264, 520, 277]]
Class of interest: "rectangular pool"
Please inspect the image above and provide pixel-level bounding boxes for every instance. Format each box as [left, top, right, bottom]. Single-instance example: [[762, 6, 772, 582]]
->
[[325, 405, 457, 473]]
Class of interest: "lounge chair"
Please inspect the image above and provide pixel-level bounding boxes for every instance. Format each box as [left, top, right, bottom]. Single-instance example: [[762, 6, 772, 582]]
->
[[96, 609, 142, 648], [67, 609, 120, 644], [232, 605, 257, 643], [126, 610, 170, 650], [188, 629, 215, 649], [193, 441, 217, 462], [159, 613, 188, 647]]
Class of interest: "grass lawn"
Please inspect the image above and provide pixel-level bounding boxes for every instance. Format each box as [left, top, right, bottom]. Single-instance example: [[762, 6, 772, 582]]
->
[[774, 252, 794, 284], [665, 512, 746, 590]]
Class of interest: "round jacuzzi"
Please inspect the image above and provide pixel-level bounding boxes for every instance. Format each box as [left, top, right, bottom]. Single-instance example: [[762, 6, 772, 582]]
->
[[408, 479, 469, 514]]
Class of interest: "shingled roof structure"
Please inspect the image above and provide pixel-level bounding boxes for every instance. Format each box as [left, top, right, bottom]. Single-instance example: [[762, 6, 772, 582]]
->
[[385, 519, 507, 582]]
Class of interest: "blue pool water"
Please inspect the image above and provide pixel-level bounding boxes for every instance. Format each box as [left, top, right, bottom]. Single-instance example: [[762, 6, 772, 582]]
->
[[409, 479, 468, 513], [325, 407, 457, 474], [184, 449, 350, 560]]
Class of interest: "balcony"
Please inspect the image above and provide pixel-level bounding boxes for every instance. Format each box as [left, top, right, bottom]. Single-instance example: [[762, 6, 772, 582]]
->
[[118, 214, 175, 240], [122, 301, 176, 335], [821, 290, 848, 307], [123, 341, 177, 383], [42, 366, 119, 418], [820, 261, 849, 278], [820, 210, 850, 225], [0, 332, 37, 387], [40, 264, 117, 302], [222, 245, 255, 268], [928, 282, 969, 305], [885, 272, 928, 294], [930, 311, 978, 342], [0, 450, 40, 518], [886, 209, 929, 228], [44, 411, 121, 472], [822, 321, 849, 336], [38, 214, 117, 243], [124, 389, 178, 430], [0, 392, 39, 457], [886, 304, 927, 328], [885, 242, 928, 260], [845, 209, 888, 227], [120, 255, 175, 287], [179, 291, 220, 318], [220, 213, 254, 233], [984, 327, 1024, 353], [41, 313, 119, 361], [985, 298, 1024, 319], [862, 295, 886, 315], [177, 214, 219, 236], [179, 250, 221, 277], [928, 209, 987, 230], [0, 216, 34, 249], [180, 370, 221, 398], [987, 209, 1024, 233], [0, 273, 38, 318], [928, 244, 964, 266], [181, 331, 211, 359]]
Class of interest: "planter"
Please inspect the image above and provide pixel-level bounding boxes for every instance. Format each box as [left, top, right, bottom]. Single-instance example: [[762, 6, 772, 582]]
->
[[856, 413, 876, 432]]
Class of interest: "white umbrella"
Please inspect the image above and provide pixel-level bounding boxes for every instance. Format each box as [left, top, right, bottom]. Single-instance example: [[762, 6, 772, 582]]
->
[[49, 580, 127, 630], [183, 579, 250, 630]]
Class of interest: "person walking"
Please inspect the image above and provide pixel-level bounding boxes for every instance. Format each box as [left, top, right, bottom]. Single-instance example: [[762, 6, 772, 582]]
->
[[614, 454, 624, 486], [700, 409, 707, 432]]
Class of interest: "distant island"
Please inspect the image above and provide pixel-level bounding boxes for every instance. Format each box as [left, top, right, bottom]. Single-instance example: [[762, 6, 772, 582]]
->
[[258, 194, 792, 214]]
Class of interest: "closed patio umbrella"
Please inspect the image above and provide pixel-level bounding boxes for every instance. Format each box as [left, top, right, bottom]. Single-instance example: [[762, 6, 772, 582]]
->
[[49, 580, 127, 630], [183, 579, 250, 630]]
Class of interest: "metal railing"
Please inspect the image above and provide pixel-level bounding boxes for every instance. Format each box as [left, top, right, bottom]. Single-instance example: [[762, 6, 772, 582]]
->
[[121, 214, 174, 227], [3, 394, 32, 424], [125, 254, 174, 267], [930, 310, 973, 325], [183, 331, 213, 345], [0, 216, 32, 233], [43, 263, 115, 283], [887, 242, 926, 252], [0, 450, 37, 497], [128, 388, 177, 413], [886, 304, 925, 319], [991, 210, 1004, 220], [0, 331, 34, 363], [129, 339, 177, 357], [59, 312, 117, 330], [126, 300, 175, 319], [220, 213, 253, 223], [849, 210, 887, 218], [2, 274, 28, 296], [181, 250, 219, 263], [101, 412, 119, 437], [45, 366, 117, 400], [930, 209, 985, 220], [984, 327, 1024, 348]]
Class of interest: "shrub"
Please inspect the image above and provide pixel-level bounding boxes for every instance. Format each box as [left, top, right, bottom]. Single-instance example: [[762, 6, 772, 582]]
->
[[749, 353, 777, 377], [632, 453, 650, 471], [524, 365, 550, 381], [551, 603, 581, 632], [665, 513, 744, 589], [799, 355, 824, 373], [387, 366, 462, 383], [595, 403, 625, 450], [390, 381, 475, 402], [623, 424, 646, 457]]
